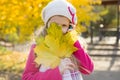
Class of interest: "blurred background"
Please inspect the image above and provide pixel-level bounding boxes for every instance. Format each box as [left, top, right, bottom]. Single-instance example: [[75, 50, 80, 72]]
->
[[0, 0, 120, 80]]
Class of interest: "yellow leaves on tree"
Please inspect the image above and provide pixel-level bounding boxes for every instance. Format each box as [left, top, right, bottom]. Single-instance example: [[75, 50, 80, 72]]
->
[[0, 0, 50, 43], [34, 23, 78, 69], [68, 0, 102, 33]]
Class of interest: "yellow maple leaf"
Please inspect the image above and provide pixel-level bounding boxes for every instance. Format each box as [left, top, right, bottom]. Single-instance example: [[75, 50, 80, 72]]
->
[[34, 23, 78, 69]]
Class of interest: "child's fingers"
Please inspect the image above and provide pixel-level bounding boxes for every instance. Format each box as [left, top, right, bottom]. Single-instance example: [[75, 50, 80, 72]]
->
[[59, 58, 77, 74], [63, 58, 76, 68], [63, 66, 74, 71], [67, 62, 76, 69], [59, 62, 76, 73]]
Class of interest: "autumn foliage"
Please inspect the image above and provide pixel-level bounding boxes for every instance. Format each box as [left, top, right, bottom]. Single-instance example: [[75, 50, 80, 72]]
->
[[0, 0, 50, 43], [0, 0, 103, 44]]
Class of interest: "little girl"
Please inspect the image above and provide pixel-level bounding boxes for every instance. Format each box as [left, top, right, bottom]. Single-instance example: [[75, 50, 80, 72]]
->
[[22, 0, 94, 80]]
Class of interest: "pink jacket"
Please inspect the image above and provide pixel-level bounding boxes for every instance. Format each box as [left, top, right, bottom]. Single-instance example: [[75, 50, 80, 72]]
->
[[22, 40, 94, 80]]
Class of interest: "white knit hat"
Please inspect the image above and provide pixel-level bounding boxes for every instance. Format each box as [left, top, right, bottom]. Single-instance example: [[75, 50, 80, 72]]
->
[[41, 0, 77, 25]]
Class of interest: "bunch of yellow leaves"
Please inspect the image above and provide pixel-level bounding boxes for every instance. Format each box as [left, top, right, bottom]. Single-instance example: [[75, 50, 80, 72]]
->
[[34, 23, 78, 69]]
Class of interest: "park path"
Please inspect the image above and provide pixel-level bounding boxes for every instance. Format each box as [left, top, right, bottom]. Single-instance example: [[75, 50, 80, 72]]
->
[[83, 36, 120, 80]]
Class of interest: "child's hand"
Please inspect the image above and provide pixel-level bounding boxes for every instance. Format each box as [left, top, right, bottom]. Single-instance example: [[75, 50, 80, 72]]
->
[[59, 58, 76, 74]]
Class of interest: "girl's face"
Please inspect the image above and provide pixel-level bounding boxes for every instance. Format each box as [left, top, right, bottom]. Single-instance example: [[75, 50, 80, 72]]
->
[[47, 16, 73, 34]]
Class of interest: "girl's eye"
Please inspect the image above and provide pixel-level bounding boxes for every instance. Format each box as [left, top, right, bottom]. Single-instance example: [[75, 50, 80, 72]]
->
[[69, 25, 73, 29]]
